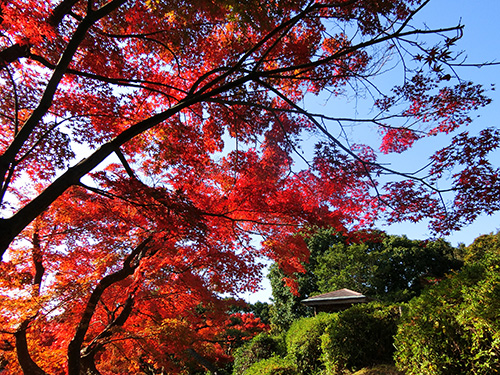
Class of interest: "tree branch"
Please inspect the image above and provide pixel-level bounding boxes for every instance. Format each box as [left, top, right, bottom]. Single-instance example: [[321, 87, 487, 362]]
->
[[0, 66, 255, 257], [67, 236, 153, 374], [48, 0, 81, 26], [0, 44, 31, 66], [0, 0, 80, 67], [14, 320, 47, 375], [0, 0, 127, 201], [114, 146, 137, 180], [13, 222, 47, 375], [29, 53, 186, 96]]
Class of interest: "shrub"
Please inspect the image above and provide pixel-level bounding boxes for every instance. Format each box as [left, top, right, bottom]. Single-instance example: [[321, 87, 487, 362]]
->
[[352, 364, 404, 375], [286, 313, 337, 374], [394, 237, 500, 375], [321, 303, 400, 374], [243, 356, 297, 375], [232, 332, 285, 375]]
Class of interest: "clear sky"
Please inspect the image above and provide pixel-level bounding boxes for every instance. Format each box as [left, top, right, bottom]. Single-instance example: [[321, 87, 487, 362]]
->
[[380, 0, 500, 246], [243, 0, 500, 304]]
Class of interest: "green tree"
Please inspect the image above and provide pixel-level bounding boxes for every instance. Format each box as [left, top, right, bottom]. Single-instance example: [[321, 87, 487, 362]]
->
[[268, 229, 353, 331], [321, 303, 401, 374], [314, 231, 461, 302], [371, 235, 462, 301], [314, 231, 382, 297], [395, 233, 500, 374], [461, 231, 500, 264], [268, 229, 461, 332], [268, 262, 317, 332]]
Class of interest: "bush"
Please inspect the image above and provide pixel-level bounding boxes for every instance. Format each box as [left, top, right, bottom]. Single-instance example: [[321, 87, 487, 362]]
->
[[394, 236, 500, 375], [321, 303, 400, 374], [232, 332, 285, 375], [243, 356, 297, 375], [461, 232, 500, 264], [286, 313, 337, 374], [352, 364, 404, 375]]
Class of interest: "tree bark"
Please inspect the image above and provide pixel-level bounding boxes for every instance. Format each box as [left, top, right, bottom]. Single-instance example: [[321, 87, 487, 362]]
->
[[67, 237, 152, 375], [15, 321, 47, 375], [14, 224, 47, 375], [0, 43, 30, 65]]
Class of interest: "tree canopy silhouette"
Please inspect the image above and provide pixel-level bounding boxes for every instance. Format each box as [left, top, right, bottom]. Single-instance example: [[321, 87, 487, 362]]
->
[[0, 0, 498, 373]]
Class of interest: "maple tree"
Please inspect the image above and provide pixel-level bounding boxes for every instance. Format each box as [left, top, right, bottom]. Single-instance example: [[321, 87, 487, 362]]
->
[[0, 0, 498, 374]]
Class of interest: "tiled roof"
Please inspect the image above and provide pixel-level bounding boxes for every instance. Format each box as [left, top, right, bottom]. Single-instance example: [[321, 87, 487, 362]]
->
[[301, 288, 367, 304], [306, 288, 363, 300]]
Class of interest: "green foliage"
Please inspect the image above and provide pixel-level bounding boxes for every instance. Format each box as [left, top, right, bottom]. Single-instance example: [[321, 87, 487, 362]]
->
[[394, 233, 500, 375], [315, 241, 377, 296], [243, 356, 297, 375], [237, 303, 401, 375], [352, 365, 404, 375], [268, 263, 317, 332], [232, 332, 285, 375], [263, 231, 498, 375], [314, 231, 461, 302], [268, 228, 461, 334], [461, 231, 500, 264], [248, 301, 271, 325], [286, 313, 337, 374], [321, 303, 400, 374], [268, 229, 359, 332], [268, 229, 362, 332]]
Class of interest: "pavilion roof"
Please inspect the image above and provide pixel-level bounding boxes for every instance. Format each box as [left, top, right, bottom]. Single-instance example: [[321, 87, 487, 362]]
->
[[301, 288, 368, 307]]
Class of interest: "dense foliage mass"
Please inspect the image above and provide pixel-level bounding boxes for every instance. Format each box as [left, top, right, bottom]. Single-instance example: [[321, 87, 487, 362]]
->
[[248, 233, 499, 375], [0, 0, 498, 373], [232, 332, 286, 375], [269, 229, 461, 331], [234, 304, 400, 375], [395, 233, 500, 374], [321, 303, 400, 373], [286, 313, 335, 374], [243, 356, 297, 375], [313, 232, 461, 301]]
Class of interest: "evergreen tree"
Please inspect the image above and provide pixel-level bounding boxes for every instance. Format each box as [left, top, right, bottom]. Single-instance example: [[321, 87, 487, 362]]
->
[[268, 228, 462, 331]]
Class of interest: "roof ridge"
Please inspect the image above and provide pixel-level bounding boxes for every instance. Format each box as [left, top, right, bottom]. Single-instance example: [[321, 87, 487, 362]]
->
[[303, 288, 365, 301]]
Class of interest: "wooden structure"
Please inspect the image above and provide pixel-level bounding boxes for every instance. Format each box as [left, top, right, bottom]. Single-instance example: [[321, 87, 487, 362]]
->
[[301, 288, 370, 313]]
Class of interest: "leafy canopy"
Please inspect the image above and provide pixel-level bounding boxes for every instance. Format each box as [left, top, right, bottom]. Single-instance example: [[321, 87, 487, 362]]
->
[[268, 229, 461, 331], [395, 233, 500, 375], [0, 0, 498, 373]]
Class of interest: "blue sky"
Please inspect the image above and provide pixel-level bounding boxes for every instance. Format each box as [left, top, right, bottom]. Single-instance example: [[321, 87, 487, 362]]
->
[[381, 0, 500, 245], [243, 0, 500, 303]]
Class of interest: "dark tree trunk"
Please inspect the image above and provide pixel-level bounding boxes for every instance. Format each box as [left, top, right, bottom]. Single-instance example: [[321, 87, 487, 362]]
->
[[15, 322, 47, 375]]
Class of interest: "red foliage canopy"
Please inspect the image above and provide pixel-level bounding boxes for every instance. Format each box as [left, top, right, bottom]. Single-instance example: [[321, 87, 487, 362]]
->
[[0, 0, 497, 373]]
